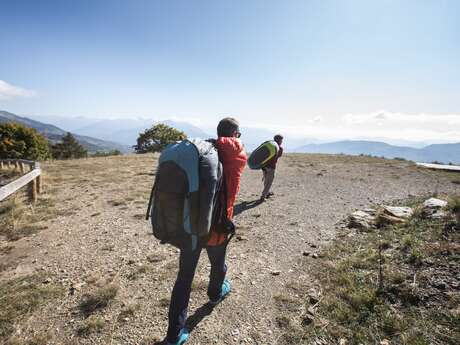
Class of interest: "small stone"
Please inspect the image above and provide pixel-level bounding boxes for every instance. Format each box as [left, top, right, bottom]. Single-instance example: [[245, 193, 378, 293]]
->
[[348, 210, 376, 230], [382, 206, 414, 219], [302, 251, 310, 256], [312, 253, 318, 259], [423, 198, 447, 209], [270, 270, 281, 276]]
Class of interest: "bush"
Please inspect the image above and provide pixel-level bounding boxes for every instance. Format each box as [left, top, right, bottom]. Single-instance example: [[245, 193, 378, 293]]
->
[[51, 132, 87, 159], [0, 123, 51, 160], [134, 124, 186, 153]]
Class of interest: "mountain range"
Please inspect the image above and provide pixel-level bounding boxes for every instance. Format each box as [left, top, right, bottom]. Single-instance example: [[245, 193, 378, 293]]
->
[[295, 140, 460, 164], [2, 110, 459, 164]]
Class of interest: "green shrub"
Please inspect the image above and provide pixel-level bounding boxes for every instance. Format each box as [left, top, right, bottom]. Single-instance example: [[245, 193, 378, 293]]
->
[[134, 124, 186, 153], [0, 123, 51, 160]]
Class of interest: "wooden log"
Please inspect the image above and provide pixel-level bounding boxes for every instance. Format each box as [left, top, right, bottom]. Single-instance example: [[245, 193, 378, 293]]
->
[[28, 178, 37, 202]]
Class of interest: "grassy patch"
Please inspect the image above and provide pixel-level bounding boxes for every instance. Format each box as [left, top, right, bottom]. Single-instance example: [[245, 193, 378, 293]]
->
[[0, 194, 57, 241], [118, 303, 140, 322], [126, 264, 149, 280], [6, 332, 53, 345], [0, 275, 63, 342], [79, 284, 118, 315], [303, 196, 460, 345], [76, 315, 105, 336]]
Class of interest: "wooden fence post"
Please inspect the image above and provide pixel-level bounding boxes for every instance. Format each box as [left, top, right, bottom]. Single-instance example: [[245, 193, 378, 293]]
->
[[28, 178, 37, 202], [0, 161, 4, 169], [36, 175, 42, 194], [19, 162, 25, 174]]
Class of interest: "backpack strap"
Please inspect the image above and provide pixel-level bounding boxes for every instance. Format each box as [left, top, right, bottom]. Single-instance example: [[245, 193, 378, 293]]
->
[[145, 180, 156, 220]]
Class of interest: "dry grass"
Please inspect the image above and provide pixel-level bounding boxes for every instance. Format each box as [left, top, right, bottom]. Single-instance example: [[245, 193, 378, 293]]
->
[[117, 303, 140, 322], [0, 275, 63, 342], [6, 332, 53, 345], [79, 284, 118, 315], [76, 315, 105, 336], [0, 154, 158, 242]]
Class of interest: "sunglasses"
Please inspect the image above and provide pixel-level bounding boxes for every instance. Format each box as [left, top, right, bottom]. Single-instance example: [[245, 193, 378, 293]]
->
[[235, 131, 241, 138]]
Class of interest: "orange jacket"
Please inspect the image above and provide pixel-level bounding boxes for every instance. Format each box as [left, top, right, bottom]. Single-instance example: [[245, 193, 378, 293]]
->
[[208, 137, 247, 246]]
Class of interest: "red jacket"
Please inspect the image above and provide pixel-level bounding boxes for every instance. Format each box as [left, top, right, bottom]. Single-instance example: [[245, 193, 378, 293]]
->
[[208, 137, 247, 246]]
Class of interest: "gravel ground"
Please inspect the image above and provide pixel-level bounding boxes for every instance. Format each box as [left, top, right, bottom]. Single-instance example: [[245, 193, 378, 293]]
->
[[1, 153, 459, 344]]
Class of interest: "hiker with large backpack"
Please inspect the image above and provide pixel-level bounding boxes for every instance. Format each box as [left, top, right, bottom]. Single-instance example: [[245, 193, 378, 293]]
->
[[260, 134, 283, 202], [146, 117, 247, 345]]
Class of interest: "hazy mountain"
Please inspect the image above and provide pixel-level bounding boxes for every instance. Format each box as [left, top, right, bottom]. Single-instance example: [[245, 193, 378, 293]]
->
[[73, 118, 211, 146], [0, 111, 130, 153], [25, 115, 102, 132], [295, 140, 460, 164], [73, 118, 153, 145], [162, 120, 211, 139]]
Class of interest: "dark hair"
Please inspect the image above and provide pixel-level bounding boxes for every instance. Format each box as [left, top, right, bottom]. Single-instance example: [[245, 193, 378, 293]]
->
[[274, 134, 283, 141], [217, 117, 240, 137]]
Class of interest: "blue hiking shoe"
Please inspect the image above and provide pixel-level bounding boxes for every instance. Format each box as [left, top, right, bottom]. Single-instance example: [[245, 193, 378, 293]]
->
[[166, 328, 189, 345], [210, 279, 231, 306]]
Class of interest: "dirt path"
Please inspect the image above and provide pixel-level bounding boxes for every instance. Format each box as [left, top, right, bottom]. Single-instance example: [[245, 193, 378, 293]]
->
[[1, 154, 459, 344]]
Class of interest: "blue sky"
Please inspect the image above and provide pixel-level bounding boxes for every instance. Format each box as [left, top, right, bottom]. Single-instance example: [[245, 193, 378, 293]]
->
[[1, 0, 459, 142]]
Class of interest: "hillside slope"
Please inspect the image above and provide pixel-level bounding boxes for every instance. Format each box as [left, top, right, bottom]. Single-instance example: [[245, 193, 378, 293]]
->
[[0, 110, 129, 153]]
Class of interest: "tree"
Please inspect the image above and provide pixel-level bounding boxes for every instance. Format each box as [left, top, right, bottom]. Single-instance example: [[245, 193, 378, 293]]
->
[[0, 122, 51, 160], [135, 124, 186, 153], [51, 132, 88, 159]]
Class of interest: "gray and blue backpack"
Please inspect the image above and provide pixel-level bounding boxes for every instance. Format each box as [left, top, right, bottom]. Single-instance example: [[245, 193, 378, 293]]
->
[[146, 139, 229, 250]]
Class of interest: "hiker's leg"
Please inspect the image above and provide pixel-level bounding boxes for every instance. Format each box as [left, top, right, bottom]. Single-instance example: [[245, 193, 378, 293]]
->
[[167, 247, 201, 342], [261, 168, 275, 198], [206, 243, 228, 301]]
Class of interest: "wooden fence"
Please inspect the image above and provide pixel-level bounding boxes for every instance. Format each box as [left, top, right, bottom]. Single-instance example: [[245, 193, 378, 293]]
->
[[0, 159, 42, 202]]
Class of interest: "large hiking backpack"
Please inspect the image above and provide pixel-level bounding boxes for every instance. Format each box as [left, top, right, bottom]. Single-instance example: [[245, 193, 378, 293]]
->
[[146, 139, 225, 250], [248, 140, 279, 170]]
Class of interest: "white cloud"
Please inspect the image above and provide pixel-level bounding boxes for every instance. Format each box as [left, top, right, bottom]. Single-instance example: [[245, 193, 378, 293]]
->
[[0, 80, 37, 99], [256, 110, 460, 143], [343, 110, 460, 126]]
